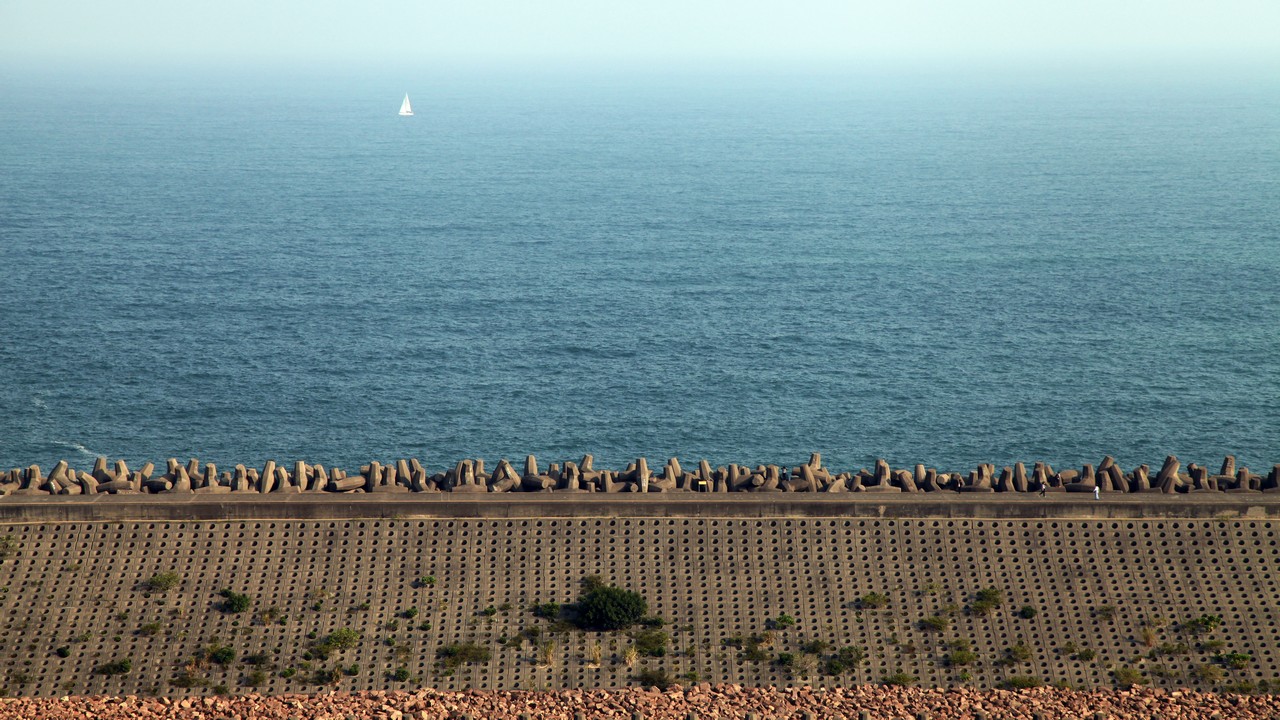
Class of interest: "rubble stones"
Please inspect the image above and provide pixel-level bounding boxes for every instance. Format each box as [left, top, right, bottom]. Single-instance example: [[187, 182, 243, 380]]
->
[[1, 686, 1278, 720]]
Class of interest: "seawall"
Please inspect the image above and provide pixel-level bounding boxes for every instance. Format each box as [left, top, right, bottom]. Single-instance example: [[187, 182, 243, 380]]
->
[[0, 496, 1277, 698]]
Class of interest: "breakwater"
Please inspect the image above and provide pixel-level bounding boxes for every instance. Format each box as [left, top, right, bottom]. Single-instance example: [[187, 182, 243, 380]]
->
[[3, 453, 1279, 498]]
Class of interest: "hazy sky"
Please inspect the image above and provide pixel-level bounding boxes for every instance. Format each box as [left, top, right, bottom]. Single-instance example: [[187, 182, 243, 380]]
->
[[3, 0, 1278, 66]]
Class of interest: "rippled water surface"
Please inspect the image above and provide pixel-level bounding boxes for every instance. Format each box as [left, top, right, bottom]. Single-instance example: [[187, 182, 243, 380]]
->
[[2, 67, 1277, 472]]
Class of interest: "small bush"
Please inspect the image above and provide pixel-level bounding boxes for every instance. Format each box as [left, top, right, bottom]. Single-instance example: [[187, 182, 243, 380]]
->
[[95, 658, 132, 675], [480, 606, 497, 617], [1075, 649, 1097, 662], [387, 667, 411, 682], [170, 670, 208, 688], [1199, 639, 1226, 652], [312, 628, 362, 660], [945, 649, 978, 666], [580, 575, 605, 593], [635, 668, 673, 689], [54, 646, 71, 658], [576, 586, 647, 631], [767, 613, 797, 630], [436, 642, 491, 668], [1152, 641, 1190, 657], [1002, 676, 1042, 689], [1005, 644, 1032, 663], [399, 607, 418, 619], [1093, 605, 1117, 620], [414, 575, 436, 588], [137, 622, 164, 637], [1139, 626, 1159, 648], [1112, 666, 1146, 686], [1183, 615, 1223, 636], [532, 602, 561, 619], [218, 589, 252, 614], [823, 646, 867, 675], [790, 653, 819, 678], [919, 616, 949, 632], [970, 588, 1002, 616], [882, 671, 917, 686], [1193, 663, 1225, 684], [204, 644, 236, 665], [1018, 605, 1038, 619], [0, 535, 16, 558], [858, 592, 890, 610], [244, 669, 268, 686], [799, 639, 832, 654], [1215, 652, 1252, 670], [633, 629, 668, 658], [943, 638, 972, 651], [143, 572, 182, 593]]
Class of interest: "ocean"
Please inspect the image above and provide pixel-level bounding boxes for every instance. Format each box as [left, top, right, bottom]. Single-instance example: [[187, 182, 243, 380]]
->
[[1, 65, 1277, 474]]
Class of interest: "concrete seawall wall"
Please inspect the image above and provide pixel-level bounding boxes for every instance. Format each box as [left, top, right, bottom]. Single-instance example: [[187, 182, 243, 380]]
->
[[0, 499, 1277, 698]]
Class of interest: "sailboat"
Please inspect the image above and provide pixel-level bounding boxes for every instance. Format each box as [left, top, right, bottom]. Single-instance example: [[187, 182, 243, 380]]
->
[[398, 93, 413, 116]]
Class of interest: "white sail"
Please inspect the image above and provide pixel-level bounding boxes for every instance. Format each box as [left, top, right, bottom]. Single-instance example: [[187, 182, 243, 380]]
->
[[399, 93, 413, 116]]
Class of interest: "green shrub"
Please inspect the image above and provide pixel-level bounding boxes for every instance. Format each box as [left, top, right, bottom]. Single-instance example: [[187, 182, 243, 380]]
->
[[143, 572, 182, 593], [1005, 644, 1032, 663], [137, 622, 164, 637], [1112, 666, 1146, 686], [882, 671, 917, 686], [580, 575, 605, 593], [858, 592, 889, 610], [1075, 649, 1097, 662], [1199, 639, 1226, 652], [242, 652, 273, 667], [95, 658, 132, 675], [919, 616, 949, 632], [945, 649, 978, 666], [1215, 652, 1252, 670], [823, 646, 867, 675], [1002, 676, 1042, 689], [414, 575, 436, 588], [436, 642, 491, 668], [218, 589, 252, 614], [480, 606, 497, 617], [970, 587, 1002, 616], [387, 667, 411, 682], [1183, 615, 1223, 636], [800, 639, 832, 654], [776, 652, 795, 667], [1152, 641, 1191, 657], [1018, 605, 1038, 619], [312, 628, 362, 660], [633, 629, 668, 657], [1193, 663, 1225, 684], [204, 644, 236, 665], [399, 607, 418, 619], [635, 668, 673, 689], [244, 669, 268, 686], [767, 613, 797, 630], [576, 586, 647, 631], [1222, 680, 1256, 694], [943, 638, 972, 651], [0, 535, 16, 558]]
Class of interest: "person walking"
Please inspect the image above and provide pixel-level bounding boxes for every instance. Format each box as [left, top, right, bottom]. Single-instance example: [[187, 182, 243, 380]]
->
[[1093, 485, 1101, 500], [1038, 480, 1047, 498]]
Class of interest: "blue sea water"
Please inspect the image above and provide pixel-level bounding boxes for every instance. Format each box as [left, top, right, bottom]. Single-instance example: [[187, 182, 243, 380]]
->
[[1, 65, 1277, 474]]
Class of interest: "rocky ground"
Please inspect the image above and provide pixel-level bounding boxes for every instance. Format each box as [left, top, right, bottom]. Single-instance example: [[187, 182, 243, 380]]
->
[[0, 685, 1276, 720]]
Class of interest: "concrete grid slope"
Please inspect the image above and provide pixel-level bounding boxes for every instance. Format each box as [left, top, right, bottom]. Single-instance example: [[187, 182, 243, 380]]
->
[[0, 502, 1276, 697]]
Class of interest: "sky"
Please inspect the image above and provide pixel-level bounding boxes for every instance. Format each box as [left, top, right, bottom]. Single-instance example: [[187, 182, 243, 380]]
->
[[2, 0, 1279, 68]]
